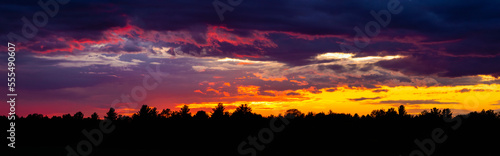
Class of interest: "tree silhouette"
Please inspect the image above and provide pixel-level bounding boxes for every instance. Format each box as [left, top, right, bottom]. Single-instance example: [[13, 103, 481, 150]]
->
[[353, 113, 360, 119], [51, 115, 62, 120], [285, 109, 303, 118], [430, 107, 442, 116], [212, 103, 226, 119], [160, 108, 172, 119], [420, 107, 443, 119], [170, 111, 181, 119], [366, 108, 400, 119], [26, 113, 45, 120], [180, 105, 192, 118], [91, 112, 99, 120], [133, 105, 158, 120], [231, 104, 255, 119], [305, 112, 314, 119], [194, 110, 209, 120], [235, 104, 251, 114], [442, 108, 452, 119], [370, 109, 385, 118], [119, 115, 132, 121], [470, 109, 498, 120], [398, 105, 407, 117], [211, 103, 229, 119], [74, 111, 84, 120], [5, 104, 500, 156], [62, 113, 72, 120], [105, 108, 118, 120], [315, 112, 326, 118], [386, 108, 398, 118]]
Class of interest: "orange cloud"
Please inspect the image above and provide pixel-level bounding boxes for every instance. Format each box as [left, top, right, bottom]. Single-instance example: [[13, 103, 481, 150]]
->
[[237, 85, 260, 95], [237, 62, 254, 65], [206, 87, 220, 94], [194, 90, 205, 94]]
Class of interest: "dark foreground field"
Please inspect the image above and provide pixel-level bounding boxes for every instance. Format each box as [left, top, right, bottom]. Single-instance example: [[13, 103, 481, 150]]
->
[[2, 105, 500, 156]]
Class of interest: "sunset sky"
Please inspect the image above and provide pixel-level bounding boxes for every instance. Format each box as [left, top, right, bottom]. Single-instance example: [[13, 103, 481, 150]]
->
[[2, 0, 500, 117]]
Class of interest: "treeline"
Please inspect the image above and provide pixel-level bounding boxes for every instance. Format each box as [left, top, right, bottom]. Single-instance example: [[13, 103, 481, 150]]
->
[[4, 103, 500, 121], [3, 103, 500, 156]]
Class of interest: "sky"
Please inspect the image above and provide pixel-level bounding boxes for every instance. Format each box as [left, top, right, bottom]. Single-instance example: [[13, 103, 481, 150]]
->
[[2, 0, 500, 117]]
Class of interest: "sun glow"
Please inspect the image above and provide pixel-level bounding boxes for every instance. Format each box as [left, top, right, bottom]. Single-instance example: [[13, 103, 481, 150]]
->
[[182, 84, 500, 117]]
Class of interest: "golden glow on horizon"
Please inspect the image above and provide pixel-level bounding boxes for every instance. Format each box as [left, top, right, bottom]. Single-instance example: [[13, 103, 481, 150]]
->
[[181, 84, 500, 117]]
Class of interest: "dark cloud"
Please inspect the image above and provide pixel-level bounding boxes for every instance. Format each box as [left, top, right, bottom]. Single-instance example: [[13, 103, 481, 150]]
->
[[325, 88, 337, 92], [319, 64, 360, 73], [1, 0, 498, 70], [286, 92, 301, 96], [372, 89, 389, 93], [376, 55, 447, 76], [378, 100, 459, 105], [101, 40, 144, 53], [259, 91, 276, 97], [5, 55, 118, 90], [348, 97, 382, 101], [456, 88, 471, 93], [472, 89, 492, 92], [310, 90, 322, 94], [407, 108, 472, 115], [377, 55, 500, 78]]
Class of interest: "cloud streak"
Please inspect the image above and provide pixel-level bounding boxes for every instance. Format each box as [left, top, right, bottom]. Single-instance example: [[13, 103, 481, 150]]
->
[[377, 100, 459, 105], [349, 97, 382, 101]]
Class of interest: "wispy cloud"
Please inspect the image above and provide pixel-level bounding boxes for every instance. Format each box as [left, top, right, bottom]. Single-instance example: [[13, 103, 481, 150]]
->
[[372, 89, 389, 93], [491, 100, 500, 105], [377, 100, 459, 105], [348, 97, 382, 101]]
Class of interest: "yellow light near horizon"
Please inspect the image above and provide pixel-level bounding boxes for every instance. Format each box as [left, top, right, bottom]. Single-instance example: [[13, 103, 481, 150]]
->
[[294, 84, 500, 116], [478, 75, 499, 82], [178, 84, 500, 117]]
